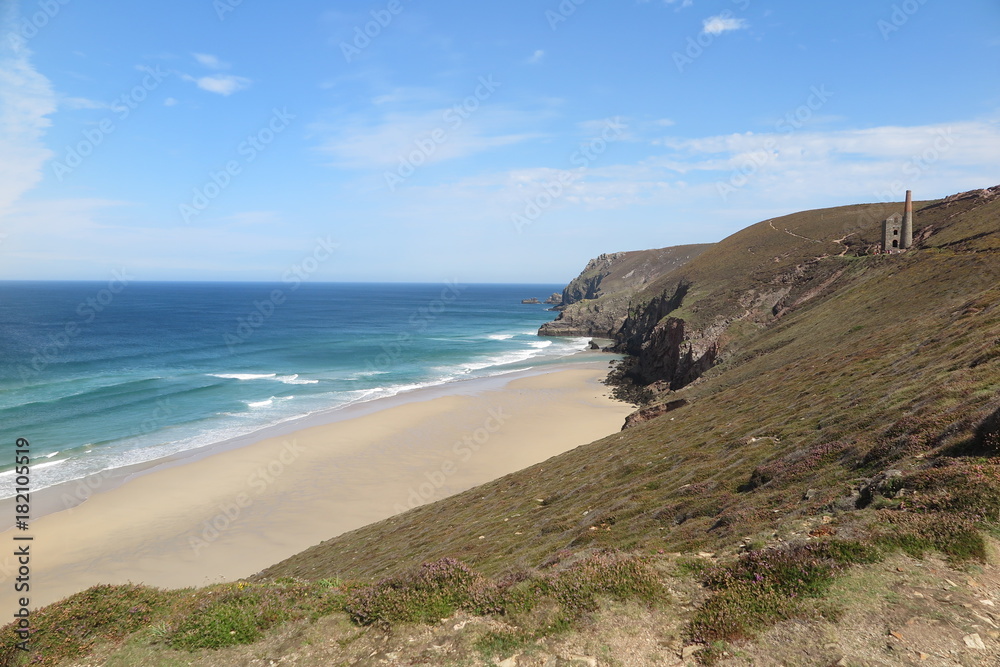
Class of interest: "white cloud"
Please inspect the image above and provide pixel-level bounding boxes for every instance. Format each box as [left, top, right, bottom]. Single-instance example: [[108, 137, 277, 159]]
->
[[526, 49, 545, 65], [638, 0, 693, 6], [317, 107, 546, 170], [702, 14, 748, 36], [163, 97, 178, 106], [192, 53, 229, 70], [0, 13, 57, 217], [191, 74, 252, 96], [180, 54, 249, 95], [372, 118, 1000, 237]]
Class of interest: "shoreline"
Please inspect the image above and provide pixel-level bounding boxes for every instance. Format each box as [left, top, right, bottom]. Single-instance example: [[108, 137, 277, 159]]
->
[[0, 357, 632, 611], [1, 348, 616, 526]]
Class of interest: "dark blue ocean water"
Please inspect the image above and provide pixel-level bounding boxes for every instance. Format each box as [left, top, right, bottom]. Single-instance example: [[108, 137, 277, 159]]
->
[[0, 282, 586, 498]]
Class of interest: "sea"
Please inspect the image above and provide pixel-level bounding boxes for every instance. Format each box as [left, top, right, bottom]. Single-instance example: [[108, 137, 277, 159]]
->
[[0, 282, 593, 499]]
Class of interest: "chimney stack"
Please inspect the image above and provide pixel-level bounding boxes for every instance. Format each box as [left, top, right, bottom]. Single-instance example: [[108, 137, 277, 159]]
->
[[902, 190, 913, 249]]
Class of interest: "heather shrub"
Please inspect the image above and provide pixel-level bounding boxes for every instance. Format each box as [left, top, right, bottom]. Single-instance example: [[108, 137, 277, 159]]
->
[[690, 541, 876, 645], [0, 584, 172, 667], [169, 581, 320, 651], [873, 510, 987, 562], [899, 464, 1000, 522], [542, 550, 663, 615], [344, 552, 663, 629]]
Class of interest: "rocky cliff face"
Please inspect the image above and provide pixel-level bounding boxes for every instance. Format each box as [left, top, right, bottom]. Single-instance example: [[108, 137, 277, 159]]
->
[[559, 252, 628, 306], [613, 281, 719, 390], [538, 245, 712, 338]]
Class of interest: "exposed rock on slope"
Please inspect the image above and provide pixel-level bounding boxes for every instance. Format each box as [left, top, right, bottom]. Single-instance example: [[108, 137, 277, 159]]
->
[[538, 244, 712, 337]]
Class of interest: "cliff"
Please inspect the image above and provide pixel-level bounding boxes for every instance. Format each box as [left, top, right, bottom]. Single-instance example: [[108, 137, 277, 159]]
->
[[538, 244, 712, 337]]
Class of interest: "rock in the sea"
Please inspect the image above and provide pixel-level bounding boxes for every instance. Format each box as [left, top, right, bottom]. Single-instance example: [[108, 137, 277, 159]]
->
[[521, 298, 540, 304], [543, 293, 562, 305], [588, 340, 600, 350]]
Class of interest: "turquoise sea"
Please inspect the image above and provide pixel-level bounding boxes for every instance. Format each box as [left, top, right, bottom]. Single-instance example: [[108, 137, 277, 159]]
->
[[0, 282, 589, 498]]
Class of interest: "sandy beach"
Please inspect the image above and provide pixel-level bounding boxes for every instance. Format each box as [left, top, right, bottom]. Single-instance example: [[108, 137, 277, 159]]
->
[[0, 361, 632, 611]]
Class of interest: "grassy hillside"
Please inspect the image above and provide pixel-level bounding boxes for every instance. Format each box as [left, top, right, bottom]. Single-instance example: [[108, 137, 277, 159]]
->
[[7, 187, 1000, 666], [260, 188, 1000, 582]]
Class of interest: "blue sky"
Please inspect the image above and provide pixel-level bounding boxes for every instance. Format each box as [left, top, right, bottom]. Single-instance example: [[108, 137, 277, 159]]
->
[[1, 0, 998, 282]]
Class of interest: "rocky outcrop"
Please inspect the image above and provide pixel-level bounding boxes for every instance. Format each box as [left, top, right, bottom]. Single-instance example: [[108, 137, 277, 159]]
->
[[539, 245, 712, 338], [622, 398, 688, 429], [614, 282, 720, 390], [521, 298, 540, 304], [560, 252, 628, 306], [538, 301, 627, 338], [544, 293, 563, 305]]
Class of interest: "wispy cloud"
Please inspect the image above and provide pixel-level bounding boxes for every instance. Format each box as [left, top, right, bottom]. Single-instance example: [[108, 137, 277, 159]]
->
[[180, 53, 250, 95], [637, 0, 693, 7], [190, 74, 252, 96], [376, 119, 1000, 230], [0, 11, 57, 216], [192, 53, 229, 70], [313, 90, 551, 169], [526, 49, 545, 65], [702, 14, 748, 36]]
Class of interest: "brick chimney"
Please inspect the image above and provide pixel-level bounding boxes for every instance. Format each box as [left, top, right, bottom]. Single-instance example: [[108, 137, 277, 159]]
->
[[902, 190, 913, 249]]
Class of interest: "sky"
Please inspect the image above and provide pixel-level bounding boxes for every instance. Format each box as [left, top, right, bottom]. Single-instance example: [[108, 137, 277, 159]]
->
[[0, 0, 998, 283]]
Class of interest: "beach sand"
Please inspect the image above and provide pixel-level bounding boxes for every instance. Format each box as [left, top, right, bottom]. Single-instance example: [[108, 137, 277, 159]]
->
[[0, 361, 633, 611]]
